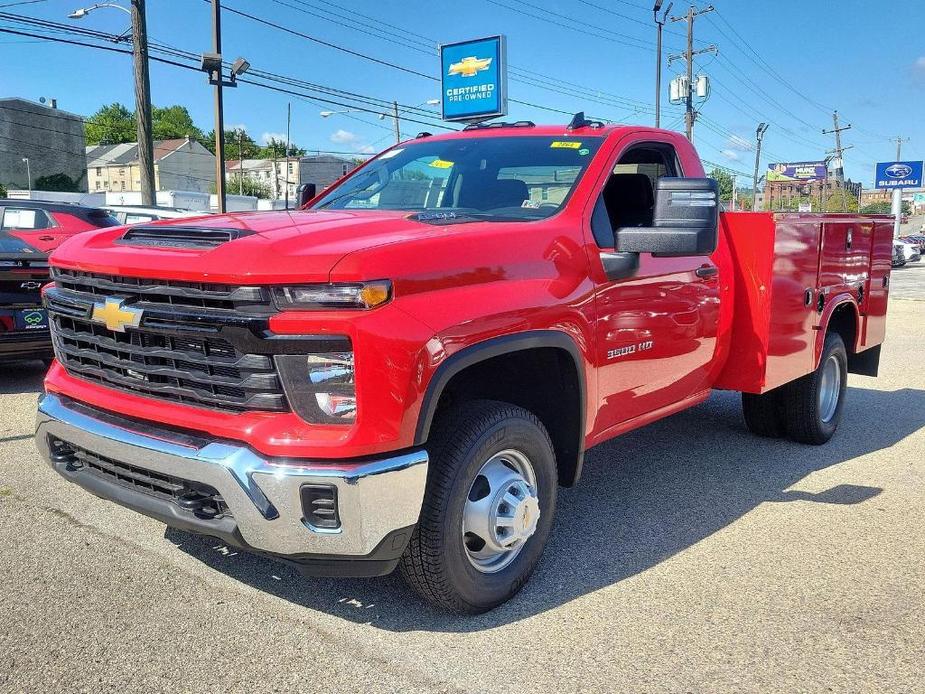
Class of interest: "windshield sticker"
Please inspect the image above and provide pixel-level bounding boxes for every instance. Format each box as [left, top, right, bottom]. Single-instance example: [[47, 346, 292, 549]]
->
[[379, 148, 403, 159], [550, 141, 581, 149], [521, 199, 541, 209], [429, 158, 454, 168], [578, 148, 590, 156]]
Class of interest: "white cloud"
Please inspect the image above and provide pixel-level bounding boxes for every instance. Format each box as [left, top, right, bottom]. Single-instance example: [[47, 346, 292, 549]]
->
[[329, 129, 359, 145], [358, 145, 375, 154], [726, 134, 752, 151], [225, 123, 247, 132], [260, 131, 286, 144], [720, 149, 740, 161]]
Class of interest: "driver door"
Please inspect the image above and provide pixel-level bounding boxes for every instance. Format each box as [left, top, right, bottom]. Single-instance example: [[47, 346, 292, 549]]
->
[[588, 138, 721, 434]]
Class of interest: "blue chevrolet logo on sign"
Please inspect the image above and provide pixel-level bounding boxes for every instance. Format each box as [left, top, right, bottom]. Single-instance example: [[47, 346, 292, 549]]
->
[[874, 160, 923, 189], [440, 35, 507, 122]]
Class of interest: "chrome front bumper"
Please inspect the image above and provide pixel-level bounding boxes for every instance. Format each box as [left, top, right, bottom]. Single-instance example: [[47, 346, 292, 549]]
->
[[35, 394, 428, 567]]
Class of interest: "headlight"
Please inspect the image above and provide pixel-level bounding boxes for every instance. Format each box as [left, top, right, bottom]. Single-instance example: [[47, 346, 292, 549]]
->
[[276, 350, 356, 424], [273, 281, 391, 310]]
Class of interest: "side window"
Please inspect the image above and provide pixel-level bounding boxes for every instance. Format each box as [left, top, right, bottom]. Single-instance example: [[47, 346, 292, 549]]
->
[[0, 207, 52, 230], [590, 142, 681, 248]]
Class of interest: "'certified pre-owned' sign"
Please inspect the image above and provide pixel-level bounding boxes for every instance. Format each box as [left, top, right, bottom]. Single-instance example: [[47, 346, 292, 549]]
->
[[440, 35, 507, 122], [874, 160, 923, 189]]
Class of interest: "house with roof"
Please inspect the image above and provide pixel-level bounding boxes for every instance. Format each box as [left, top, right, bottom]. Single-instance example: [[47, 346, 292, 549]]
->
[[225, 155, 358, 200], [86, 137, 215, 194], [0, 97, 88, 192]]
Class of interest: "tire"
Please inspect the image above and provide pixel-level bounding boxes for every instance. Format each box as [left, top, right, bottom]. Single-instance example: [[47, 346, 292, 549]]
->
[[742, 389, 785, 438], [779, 332, 848, 445], [399, 400, 557, 614]]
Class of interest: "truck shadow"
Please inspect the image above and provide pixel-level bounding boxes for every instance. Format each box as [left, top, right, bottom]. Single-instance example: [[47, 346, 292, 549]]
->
[[167, 384, 923, 632], [0, 360, 46, 395]]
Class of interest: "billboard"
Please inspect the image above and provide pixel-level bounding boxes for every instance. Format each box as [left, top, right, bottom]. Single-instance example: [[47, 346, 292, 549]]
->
[[766, 161, 828, 183], [874, 161, 923, 189], [440, 35, 507, 122]]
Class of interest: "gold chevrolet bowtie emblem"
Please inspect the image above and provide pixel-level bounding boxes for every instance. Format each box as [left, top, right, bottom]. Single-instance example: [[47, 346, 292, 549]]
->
[[91, 297, 143, 332], [448, 55, 492, 78]]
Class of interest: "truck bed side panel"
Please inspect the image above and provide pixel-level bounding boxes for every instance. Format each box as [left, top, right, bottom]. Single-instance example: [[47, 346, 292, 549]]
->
[[714, 212, 820, 393], [861, 220, 893, 349]]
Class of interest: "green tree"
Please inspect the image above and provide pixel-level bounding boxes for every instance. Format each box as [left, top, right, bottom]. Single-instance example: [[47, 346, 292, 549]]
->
[[256, 136, 306, 158], [861, 201, 891, 214], [151, 105, 205, 142], [709, 167, 735, 201], [204, 129, 260, 159], [34, 173, 79, 192], [824, 189, 859, 213], [212, 173, 272, 199], [84, 102, 136, 145], [0, 183, 7, 198]]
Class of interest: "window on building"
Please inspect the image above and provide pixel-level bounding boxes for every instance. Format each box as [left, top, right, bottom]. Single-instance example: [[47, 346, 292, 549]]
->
[[288, 163, 293, 174], [121, 181, 126, 191], [95, 181, 101, 190], [96, 167, 102, 175]]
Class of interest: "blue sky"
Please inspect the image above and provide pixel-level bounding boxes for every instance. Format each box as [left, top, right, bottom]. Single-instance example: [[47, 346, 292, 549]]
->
[[2, 0, 923, 184]]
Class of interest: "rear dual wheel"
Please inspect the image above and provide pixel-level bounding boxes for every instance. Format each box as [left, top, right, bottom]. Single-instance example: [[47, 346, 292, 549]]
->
[[742, 332, 848, 445]]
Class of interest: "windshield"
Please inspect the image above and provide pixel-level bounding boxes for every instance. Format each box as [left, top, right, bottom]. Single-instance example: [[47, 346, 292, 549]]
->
[[311, 135, 604, 222]]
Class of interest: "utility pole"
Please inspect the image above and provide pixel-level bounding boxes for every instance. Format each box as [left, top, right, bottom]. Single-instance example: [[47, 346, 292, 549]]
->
[[892, 136, 909, 160], [822, 110, 852, 212], [238, 128, 244, 195], [752, 122, 768, 211], [131, 0, 155, 206], [391, 101, 401, 143], [22, 157, 31, 193], [653, 0, 672, 128], [669, 4, 716, 142], [210, 0, 227, 213], [284, 102, 291, 210]]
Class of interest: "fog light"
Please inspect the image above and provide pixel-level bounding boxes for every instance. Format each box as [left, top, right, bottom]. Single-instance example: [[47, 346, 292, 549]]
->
[[300, 484, 340, 530]]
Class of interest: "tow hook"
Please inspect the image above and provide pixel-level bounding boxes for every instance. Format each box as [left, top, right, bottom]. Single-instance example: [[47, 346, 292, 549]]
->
[[177, 491, 219, 518]]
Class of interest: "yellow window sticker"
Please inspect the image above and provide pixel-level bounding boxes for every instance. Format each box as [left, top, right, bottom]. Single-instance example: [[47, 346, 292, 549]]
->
[[550, 141, 582, 149], [429, 158, 454, 168]]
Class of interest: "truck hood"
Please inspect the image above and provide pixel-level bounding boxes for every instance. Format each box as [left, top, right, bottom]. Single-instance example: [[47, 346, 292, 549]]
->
[[49, 209, 428, 284]]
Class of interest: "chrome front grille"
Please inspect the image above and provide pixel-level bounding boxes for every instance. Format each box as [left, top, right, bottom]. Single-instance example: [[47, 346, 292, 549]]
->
[[46, 269, 288, 412]]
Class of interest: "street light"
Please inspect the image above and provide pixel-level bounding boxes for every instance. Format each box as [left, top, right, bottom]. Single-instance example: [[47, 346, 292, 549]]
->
[[320, 99, 440, 144], [653, 0, 672, 128], [69, 1, 155, 206], [22, 157, 31, 193]]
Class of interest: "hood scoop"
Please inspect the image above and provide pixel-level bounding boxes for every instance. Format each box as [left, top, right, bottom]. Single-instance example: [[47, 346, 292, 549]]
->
[[118, 225, 254, 249]]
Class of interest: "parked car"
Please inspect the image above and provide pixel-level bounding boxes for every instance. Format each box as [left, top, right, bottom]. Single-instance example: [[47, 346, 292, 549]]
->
[[900, 234, 925, 253], [35, 121, 892, 613], [896, 240, 921, 264], [1, 200, 119, 363], [103, 205, 211, 225]]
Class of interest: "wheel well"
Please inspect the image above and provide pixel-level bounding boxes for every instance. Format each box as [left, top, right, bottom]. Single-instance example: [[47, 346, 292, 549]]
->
[[427, 347, 584, 487], [827, 302, 857, 355]]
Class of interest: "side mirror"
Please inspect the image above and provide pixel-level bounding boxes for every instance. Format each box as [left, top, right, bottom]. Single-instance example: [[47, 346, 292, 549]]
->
[[297, 183, 317, 208], [615, 177, 719, 256]]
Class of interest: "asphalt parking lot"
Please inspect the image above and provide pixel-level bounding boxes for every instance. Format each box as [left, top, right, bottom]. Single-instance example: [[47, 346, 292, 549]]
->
[[2, 300, 924, 692]]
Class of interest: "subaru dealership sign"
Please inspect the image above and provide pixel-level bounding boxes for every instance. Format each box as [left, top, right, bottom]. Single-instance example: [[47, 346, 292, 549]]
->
[[440, 35, 507, 122], [874, 161, 923, 189]]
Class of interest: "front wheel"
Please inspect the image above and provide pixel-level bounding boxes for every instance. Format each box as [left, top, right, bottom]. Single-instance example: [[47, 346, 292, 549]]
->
[[399, 400, 557, 614], [779, 332, 848, 445]]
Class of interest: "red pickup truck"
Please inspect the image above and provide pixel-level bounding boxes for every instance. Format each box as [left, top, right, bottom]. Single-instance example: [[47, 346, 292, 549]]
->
[[35, 119, 891, 614]]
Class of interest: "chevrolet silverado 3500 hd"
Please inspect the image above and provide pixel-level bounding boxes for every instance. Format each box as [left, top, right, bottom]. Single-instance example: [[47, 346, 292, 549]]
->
[[35, 118, 891, 613]]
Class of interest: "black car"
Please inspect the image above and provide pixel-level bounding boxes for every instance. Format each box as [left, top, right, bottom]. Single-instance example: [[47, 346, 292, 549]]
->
[[0, 200, 119, 363]]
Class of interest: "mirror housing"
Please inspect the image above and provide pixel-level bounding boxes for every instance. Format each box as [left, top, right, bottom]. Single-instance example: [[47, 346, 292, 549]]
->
[[297, 183, 317, 208], [614, 177, 719, 256]]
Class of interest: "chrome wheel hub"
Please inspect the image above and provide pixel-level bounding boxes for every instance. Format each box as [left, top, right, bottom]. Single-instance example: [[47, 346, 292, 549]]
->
[[818, 354, 841, 424], [463, 449, 540, 574]]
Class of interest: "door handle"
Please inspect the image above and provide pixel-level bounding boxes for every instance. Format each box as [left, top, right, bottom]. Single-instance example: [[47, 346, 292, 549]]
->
[[695, 265, 718, 279], [39, 235, 55, 241]]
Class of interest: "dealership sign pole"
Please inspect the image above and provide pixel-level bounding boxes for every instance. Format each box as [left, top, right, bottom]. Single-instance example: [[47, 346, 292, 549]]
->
[[439, 35, 507, 123], [874, 160, 923, 238]]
